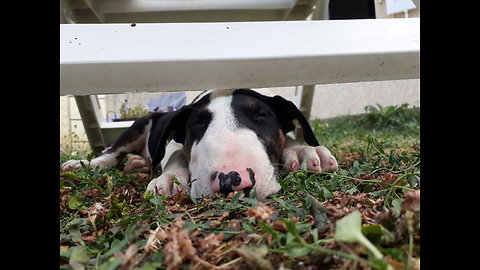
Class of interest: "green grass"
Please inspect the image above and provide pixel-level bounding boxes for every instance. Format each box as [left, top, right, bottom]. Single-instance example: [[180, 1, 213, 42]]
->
[[60, 103, 420, 270]]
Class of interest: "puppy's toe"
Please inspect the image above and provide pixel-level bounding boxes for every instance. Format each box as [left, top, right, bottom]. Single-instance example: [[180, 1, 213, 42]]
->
[[316, 146, 338, 172], [282, 149, 300, 171], [298, 147, 322, 172]]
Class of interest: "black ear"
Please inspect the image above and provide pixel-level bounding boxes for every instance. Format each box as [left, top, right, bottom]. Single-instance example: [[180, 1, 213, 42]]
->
[[268, 95, 319, 147], [147, 106, 193, 169]]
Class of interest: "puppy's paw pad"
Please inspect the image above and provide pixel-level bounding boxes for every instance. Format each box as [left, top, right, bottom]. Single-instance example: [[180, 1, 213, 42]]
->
[[124, 155, 151, 173]]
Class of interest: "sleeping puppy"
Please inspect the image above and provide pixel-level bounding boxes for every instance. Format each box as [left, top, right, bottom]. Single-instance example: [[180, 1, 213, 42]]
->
[[61, 89, 338, 199]]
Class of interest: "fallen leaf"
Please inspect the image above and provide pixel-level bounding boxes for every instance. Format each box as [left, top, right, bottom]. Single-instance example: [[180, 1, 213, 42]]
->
[[401, 190, 420, 213], [198, 233, 224, 253], [60, 189, 70, 211], [246, 203, 274, 222], [163, 227, 196, 270], [306, 195, 329, 233], [121, 244, 138, 269], [210, 211, 229, 227], [144, 227, 168, 253], [381, 173, 398, 184], [83, 188, 102, 198], [272, 220, 287, 233], [386, 257, 405, 270], [227, 190, 245, 200], [86, 202, 106, 225], [236, 245, 273, 270]]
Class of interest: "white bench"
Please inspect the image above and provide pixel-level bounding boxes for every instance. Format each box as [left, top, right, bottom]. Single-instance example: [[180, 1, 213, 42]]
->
[[61, 19, 419, 95]]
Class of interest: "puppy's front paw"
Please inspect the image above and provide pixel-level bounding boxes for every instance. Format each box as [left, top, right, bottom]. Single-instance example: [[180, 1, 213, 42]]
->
[[61, 160, 89, 171], [124, 155, 151, 173], [282, 145, 338, 172], [146, 169, 190, 196]]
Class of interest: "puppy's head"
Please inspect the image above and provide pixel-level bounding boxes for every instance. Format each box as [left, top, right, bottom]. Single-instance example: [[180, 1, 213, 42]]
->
[[150, 89, 319, 199]]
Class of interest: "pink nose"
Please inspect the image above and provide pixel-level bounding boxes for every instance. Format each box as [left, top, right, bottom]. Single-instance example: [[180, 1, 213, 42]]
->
[[210, 168, 256, 195]]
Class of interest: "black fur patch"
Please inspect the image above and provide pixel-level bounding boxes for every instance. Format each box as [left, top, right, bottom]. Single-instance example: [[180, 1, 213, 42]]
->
[[246, 167, 256, 186], [230, 90, 285, 165]]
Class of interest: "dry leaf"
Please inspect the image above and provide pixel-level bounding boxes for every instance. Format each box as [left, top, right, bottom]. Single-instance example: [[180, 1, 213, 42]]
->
[[236, 245, 273, 270], [198, 233, 224, 252], [272, 220, 287, 233], [401, 190, 420, 213], [86, 202, 106, 225], [246, 203, 274, 222], [227, 191, 245, 200], [121, 244, 138, 269], [163, 228, 196, 270], [382, 173, 398, 184], [145, 227, 168, 253], [210, 211, 229, 227]]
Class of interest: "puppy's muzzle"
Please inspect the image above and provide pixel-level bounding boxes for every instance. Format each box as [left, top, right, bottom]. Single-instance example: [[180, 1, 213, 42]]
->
[[211, 168, 256, 196]]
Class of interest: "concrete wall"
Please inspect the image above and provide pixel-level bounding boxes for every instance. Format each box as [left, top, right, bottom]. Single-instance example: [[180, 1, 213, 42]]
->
[[309, 79, 419, 119]]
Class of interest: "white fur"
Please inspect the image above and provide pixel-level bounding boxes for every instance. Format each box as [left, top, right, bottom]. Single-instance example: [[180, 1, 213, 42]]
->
[[188, 95, 280, 199], [147, 140, 190, 196], [160, 141, 183, 170]]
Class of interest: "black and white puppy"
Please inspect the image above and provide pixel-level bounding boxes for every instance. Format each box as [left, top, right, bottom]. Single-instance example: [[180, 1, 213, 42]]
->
[[61, 89, 338, 199]]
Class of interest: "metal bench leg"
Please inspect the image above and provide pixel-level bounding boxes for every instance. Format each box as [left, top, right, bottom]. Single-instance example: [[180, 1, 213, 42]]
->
[[74, 95, 106, 154], [294, 85, 315, 143]]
